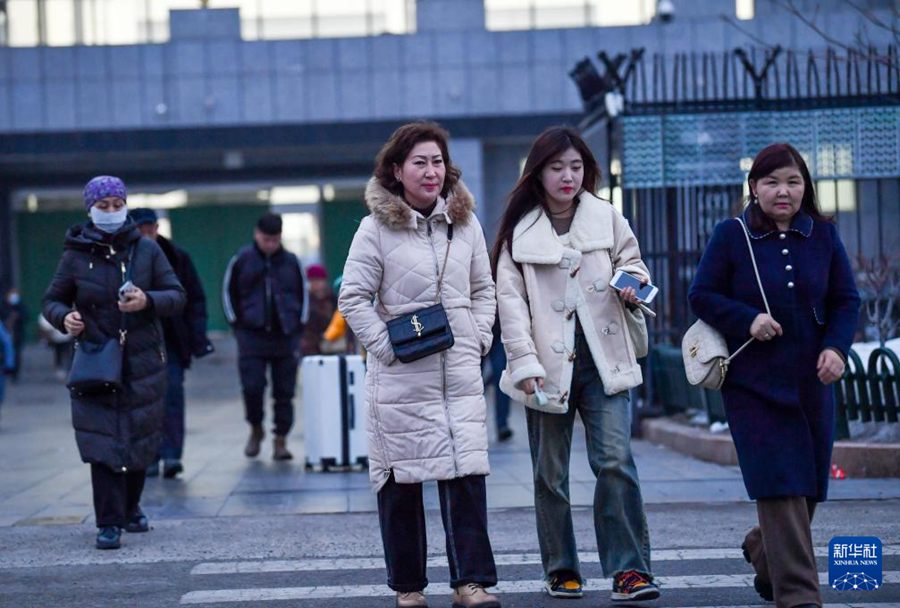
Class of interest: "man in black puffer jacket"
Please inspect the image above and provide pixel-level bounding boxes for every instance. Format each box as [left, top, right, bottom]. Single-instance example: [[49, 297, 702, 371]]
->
[[43, 175, 186, 550], [131, 208, 214, 479], [223, 212, 307, 460]]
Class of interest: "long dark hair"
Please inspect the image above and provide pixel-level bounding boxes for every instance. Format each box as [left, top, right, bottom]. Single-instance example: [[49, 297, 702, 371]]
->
[[745, 142, 830, 232], [372, 121, 461, 200], [490, 126, 600, 273]]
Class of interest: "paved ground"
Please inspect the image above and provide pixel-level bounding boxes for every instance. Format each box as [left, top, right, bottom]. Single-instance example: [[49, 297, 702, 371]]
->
[[1, 338, 898, 607]]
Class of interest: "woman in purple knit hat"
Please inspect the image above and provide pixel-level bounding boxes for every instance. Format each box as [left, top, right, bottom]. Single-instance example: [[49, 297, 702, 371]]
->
[[42, 176, 186, 550]]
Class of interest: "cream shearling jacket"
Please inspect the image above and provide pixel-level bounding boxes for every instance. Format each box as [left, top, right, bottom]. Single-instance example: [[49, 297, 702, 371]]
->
[[338, 178, 495, 492], [496, 193, 649, 414]]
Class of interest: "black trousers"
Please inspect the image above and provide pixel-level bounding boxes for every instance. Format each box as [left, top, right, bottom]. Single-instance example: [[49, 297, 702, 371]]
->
[[91, 463, 146, 528], [238, 354, 299, 436], [377, 473, 498, 592]]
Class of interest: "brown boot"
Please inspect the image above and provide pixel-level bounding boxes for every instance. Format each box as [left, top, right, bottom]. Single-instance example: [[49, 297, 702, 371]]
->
[[273, 435, 293, 460], [451, 583, 500, 608], [244, 425, 264, 458], [395, 591, 427, 607]]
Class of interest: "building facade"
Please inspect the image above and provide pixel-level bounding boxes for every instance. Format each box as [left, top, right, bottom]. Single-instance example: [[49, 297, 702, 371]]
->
[[0, 0, 895, 335]]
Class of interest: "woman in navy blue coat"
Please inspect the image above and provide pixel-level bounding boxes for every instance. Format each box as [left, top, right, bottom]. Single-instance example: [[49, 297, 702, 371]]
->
[[689, 143, 860, 608]]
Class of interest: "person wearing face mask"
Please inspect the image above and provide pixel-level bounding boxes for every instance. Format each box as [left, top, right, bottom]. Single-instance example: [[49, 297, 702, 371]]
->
[[223, 212, 308, 461], [42, 175, 186, 550], [0, 287, 26, 382], [340, 121, 500, 608], [492, 127, 659, 602], [689, 143, 860, 608]]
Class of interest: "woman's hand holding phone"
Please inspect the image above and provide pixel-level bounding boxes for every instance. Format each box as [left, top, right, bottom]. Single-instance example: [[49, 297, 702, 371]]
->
[[118, 286, 148, 312]]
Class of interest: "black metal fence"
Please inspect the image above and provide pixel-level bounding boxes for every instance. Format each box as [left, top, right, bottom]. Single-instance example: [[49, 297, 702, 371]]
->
[[621, 184, 742, 345]]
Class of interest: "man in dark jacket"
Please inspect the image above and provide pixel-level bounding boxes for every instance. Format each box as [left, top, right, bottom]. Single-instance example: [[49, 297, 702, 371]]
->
[[130, 208, 214, 479], [223, 212, 307, 460]]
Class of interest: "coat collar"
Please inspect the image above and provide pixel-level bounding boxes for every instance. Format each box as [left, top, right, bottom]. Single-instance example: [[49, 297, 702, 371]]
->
[[742, 208, 814, 240], [511, 192, 615, 264], [365, 177, 475, 231]]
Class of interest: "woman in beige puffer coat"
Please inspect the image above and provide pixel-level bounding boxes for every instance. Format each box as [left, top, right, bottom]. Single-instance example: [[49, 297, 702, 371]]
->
[[339, 122, 500, 608], [492, 127, 659, 603]]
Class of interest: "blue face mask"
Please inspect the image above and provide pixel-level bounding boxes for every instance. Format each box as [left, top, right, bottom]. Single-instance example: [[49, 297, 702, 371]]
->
[[90, 206, 128, 232], [6, 294, 19, 305]]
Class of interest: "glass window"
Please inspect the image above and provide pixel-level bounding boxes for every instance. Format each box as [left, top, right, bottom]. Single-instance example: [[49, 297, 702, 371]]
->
[[736, 0, 754, 21], [7, 0, 39, 46], [281, 212, 321, 263], [486, 0, 655, 31], [2, 0, 413, 47], [45, 0, 76, 46]]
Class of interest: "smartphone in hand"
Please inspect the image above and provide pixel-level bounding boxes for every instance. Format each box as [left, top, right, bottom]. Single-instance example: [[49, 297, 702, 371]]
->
[[610, 270, 659, 304], [118, 280, 135, 303]]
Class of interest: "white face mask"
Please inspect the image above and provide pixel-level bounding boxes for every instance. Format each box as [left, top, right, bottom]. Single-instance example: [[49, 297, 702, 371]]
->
[[90, 206, 128, 232]]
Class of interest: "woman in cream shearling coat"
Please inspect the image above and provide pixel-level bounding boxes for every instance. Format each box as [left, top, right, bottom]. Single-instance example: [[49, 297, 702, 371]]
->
[[339, 122, 500, 608], [492, 127, 658, 603]]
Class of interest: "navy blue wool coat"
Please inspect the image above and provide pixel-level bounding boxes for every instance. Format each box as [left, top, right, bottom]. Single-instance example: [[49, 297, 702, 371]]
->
[[689, 210, 860, 501]]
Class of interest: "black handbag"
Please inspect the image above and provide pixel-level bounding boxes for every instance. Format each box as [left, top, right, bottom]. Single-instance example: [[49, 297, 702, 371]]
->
[[67, 337, 125, 395], [66, 243, 136, 396], [386, 223, 455, 363]]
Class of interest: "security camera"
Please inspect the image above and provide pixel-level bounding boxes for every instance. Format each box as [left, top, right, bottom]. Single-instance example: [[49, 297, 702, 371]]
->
[[657, 0, 674, 22]]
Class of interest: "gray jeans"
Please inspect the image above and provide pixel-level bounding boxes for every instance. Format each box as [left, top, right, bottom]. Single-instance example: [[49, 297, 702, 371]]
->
[[525, 333, 652, 581]]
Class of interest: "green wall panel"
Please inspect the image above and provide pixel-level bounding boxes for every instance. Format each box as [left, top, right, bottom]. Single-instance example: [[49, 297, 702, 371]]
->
[[16, 210, 87, 341], [320, 198, 368, 283], [169, 204, 267, 332]]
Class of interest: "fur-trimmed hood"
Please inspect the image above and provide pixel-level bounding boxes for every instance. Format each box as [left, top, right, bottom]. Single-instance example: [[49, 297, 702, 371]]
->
[[364, 177, 475, 230]]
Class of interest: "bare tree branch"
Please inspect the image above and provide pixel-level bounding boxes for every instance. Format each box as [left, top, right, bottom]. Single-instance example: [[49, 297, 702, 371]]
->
[[718, 14, 779, 50], [844, 0, 900, 45], [772, 0, 895, 67]]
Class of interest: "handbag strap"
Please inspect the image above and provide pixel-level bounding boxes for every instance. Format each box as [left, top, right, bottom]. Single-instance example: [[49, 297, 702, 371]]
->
[[117, 240, 139, 345], [435, 222, 454, 303], [727, 217, 771, 362]]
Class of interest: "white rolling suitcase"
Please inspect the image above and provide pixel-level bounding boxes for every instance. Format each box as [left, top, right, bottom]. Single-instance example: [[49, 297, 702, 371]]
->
[[301, 354, 368, 471]]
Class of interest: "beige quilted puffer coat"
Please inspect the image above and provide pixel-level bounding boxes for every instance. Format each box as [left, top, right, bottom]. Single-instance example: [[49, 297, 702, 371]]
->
[[496, 193, 649, 414], [338, 178, 495, 492]]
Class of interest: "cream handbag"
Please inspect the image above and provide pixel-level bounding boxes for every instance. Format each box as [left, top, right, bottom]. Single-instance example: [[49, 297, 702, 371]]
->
[[682, 218, 770, 390]]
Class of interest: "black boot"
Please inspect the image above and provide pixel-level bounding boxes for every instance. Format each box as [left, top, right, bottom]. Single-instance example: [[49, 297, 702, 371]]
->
[[96, 526, 121, 550]]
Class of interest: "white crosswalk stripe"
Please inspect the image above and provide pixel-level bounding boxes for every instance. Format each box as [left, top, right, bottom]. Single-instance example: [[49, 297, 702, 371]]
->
[[191, 545, 900, 576], [181, 572, 899, 604], [183, 545, 900, 605]]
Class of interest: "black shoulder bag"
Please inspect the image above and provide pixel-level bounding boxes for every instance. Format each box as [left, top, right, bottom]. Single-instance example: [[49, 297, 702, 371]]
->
[[67, 242, 137, 396], [386, 223, 455, 363]]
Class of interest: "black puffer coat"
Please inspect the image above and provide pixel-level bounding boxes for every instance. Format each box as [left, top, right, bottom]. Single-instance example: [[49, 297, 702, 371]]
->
[[43, 220, 186, 472]]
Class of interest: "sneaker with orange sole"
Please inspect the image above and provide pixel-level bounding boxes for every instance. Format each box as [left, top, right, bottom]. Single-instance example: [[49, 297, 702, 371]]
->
[[611, 569, 660, 602], [544, 574, 584, 598]]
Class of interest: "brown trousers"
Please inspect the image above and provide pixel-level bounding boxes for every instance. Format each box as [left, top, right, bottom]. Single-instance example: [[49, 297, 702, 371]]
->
[[744, 497, 821, 608]]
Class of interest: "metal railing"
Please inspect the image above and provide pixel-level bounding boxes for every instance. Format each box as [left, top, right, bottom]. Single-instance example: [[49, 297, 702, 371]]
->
[[835, 347, 899, 439]]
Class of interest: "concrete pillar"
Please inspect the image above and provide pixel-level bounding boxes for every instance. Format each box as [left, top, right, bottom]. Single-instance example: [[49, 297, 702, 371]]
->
[[450, 138, 486, 226], [416, 0, 485, 32], [481, 142, 530, 249]]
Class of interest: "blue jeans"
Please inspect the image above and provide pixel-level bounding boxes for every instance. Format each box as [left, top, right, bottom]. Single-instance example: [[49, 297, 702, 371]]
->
[[525, 333, 652, 581], [160, 350, 186, 460], [487, 339, 510, 431]]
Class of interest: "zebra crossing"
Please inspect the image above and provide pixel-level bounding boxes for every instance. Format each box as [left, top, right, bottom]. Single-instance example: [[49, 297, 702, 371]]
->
[[180, 545, 900, 606]]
